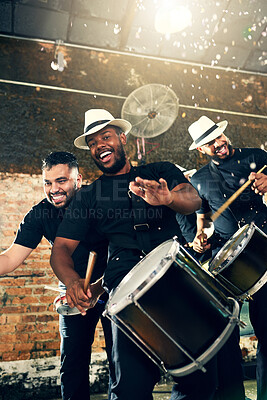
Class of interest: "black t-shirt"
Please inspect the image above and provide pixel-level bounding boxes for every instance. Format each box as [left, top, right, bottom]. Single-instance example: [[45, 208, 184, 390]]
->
[[14, 198, 108, 282], [57, 162, 189, 290], [191, 148, 267, 239]]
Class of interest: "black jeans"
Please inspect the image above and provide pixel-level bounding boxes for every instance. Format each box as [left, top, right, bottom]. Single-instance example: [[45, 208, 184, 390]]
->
[[59, 301, 114, 400]]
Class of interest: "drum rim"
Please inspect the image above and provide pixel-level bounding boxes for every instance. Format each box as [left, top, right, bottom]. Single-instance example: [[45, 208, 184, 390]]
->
[[209, 223, 254, 273], [54, 294, 82, 316], [105, 239, 180, 315]]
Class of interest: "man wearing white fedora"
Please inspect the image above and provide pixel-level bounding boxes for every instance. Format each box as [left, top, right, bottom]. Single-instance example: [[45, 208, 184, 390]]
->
[[188, 115, 267, 399], [49, 108, 246, 400]]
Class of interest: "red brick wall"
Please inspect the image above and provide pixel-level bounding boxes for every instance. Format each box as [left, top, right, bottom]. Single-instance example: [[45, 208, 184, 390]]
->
[[0, 172, 103, 362]]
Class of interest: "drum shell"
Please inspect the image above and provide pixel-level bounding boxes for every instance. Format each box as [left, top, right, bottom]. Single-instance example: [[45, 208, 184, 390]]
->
[[111, 244, 237, 374], [209, 224, 267, 298]]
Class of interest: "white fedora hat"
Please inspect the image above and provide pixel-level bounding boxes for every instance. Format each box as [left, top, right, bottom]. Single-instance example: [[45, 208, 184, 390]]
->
[[188, 116, 228, 150], [74, 109, 132, 150]]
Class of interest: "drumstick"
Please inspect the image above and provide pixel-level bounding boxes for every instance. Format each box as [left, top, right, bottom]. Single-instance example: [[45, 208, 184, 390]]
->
[[211, 165, 267, 222], [44, 286, 66, 294], [84, 251, 97, 292]]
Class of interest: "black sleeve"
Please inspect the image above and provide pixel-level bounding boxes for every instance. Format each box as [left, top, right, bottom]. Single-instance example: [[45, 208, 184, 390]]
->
[[176, 212, 197, 243], [14, 205, 44, 249], [152, 162, 189, 189]]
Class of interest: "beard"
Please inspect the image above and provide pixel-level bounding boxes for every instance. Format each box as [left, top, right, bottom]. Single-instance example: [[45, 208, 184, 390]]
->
[[211, 143, 234, 164], [48, 183, 78, 209], [93, 141, 127, 174]]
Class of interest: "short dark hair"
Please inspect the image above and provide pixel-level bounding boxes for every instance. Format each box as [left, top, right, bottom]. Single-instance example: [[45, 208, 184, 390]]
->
[[111, 125, 123, 136], [42, 152, 79, 171]]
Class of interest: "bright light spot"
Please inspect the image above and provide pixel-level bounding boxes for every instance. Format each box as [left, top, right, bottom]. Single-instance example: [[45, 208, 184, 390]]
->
[[51, 61, 59, 71], [216, 54, 221, 60], [155, 5, 192, 34], [114, 24, 121, 34], [250, 162, 256, 170]]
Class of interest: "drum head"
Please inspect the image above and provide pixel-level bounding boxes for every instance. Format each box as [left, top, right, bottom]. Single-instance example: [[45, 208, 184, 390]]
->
[[209, 223, 253, 273], [54, 295, 81, 316], [106, 239, 179, 315]]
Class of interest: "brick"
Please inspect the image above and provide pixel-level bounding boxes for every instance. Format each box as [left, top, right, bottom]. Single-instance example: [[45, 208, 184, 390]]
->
[[0, 324, 16, 333], [6, 314, 22, 324], [30, 332, 59, 341], [2, 306, 28, 313], [11, 296, 38, 305], [16, 324, 36, 332], [5, 287, 33, 295], [0, 343, 14, 352], [36, 315, 58, 323], [20, 314, 37, 323], [45, 341, 61, 351], [14, 342, 35, 352], [28, 305, 48, 313]]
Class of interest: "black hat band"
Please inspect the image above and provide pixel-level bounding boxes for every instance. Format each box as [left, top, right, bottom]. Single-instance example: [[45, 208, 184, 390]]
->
[[85, 120, 110, 134], [195, 124, 218, 145]]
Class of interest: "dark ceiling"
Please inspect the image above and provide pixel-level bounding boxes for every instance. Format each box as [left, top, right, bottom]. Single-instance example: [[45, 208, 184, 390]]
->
[[0, 0, 267, 74]]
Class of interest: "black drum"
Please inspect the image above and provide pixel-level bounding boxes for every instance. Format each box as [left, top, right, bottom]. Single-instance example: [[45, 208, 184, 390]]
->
[[209, 223, 267, 300], [104, 238, 239, 377]]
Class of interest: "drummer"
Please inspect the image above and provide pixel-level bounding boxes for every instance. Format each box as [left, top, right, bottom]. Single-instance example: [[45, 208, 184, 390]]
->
[[51, 108, 244, 400], [187, 115, 267, 399], [0, 151, 114, 400]]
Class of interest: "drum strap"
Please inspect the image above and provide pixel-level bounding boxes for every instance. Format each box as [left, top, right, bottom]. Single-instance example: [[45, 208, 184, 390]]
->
[[128, 167, 152, 254], [209, 162, 241, 229]]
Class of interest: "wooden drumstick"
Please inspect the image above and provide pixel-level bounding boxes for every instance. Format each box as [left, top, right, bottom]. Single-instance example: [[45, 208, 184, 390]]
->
[[84, 251, 97, 292], [211, 165, 267, 222], [44, 285, 66, 294]]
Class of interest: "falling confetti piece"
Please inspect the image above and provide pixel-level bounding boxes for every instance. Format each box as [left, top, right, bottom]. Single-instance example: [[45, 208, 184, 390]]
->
[[250, 162, 256, 170]]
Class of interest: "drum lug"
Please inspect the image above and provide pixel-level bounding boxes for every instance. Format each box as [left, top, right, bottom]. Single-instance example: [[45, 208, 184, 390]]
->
[[238, 319, 247, 329]]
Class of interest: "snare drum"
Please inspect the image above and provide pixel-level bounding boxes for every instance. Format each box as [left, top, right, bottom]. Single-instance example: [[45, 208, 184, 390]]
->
[[209, 223, 267, 300], [104, 238, 239, 377], [53, 294, 83, 316]]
